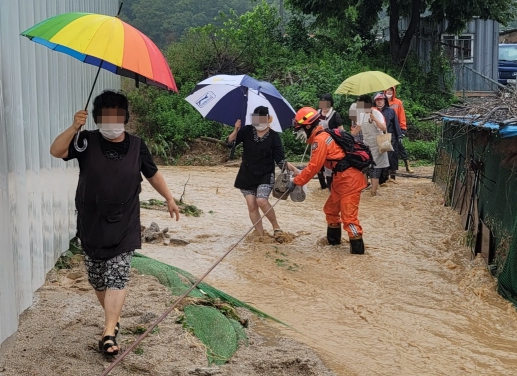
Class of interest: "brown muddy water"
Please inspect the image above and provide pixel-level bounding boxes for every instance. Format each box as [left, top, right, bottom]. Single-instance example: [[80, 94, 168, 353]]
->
[[140, 165, 517, 376]]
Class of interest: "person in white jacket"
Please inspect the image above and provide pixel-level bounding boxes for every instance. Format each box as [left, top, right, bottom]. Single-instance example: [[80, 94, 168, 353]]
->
[[350, 94, 389, 196]]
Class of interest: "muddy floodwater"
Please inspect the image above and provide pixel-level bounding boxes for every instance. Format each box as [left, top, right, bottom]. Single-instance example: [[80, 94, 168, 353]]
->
[[140, 165, 517, 376]]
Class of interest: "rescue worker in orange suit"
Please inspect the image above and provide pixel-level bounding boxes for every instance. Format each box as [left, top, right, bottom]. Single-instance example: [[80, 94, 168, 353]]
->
[[285, 107, 366, 254], [384, 86, 413, 173]]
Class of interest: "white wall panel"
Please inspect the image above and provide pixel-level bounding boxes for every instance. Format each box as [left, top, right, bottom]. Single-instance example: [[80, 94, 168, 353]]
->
[[0, 0, 121, 345]]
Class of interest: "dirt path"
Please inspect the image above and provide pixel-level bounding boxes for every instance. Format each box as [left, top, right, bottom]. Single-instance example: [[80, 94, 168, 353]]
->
[[0, 256, 334, 376], [2, 165, 517, 376], [138, 165, 517, 375]]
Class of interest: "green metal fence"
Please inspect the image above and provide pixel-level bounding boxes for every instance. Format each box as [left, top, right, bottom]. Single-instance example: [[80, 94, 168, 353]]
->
[[436, 120, 517, 305]]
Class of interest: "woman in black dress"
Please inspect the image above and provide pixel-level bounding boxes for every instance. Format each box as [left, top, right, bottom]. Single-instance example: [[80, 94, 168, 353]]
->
[[227, 106, 299, 240]]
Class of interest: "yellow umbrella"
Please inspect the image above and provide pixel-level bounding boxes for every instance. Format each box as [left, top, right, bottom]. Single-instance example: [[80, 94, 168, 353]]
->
[[335, 71, 400, 96]]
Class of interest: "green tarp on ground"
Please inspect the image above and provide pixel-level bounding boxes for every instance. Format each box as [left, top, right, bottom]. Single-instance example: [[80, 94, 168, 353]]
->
[[130, 252, 277, 365]]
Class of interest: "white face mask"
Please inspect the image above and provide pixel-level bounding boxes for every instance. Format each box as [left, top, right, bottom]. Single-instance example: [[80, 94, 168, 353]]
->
[[294, 129, 307, 143], [386, 93, 393, 99], [253, 123, 269, 132], [98, 123, 124, 140]]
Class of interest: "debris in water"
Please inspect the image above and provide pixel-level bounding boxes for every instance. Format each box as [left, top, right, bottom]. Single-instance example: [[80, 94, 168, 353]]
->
[[141, 222, 189, 246]]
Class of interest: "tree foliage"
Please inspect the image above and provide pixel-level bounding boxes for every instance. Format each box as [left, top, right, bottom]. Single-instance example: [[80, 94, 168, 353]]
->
[[119, 0, 259, 48], [128, 1, 455, 163], [287, 0, 517, 63], [428, 0, 517, 34]]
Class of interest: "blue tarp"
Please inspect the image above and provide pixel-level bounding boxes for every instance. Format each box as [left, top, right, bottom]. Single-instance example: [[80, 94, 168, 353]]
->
[[442, 117, 517, 138]]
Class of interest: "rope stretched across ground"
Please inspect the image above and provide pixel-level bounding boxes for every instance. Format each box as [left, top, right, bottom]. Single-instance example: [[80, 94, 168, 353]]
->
[[100, 189, 291, 376]]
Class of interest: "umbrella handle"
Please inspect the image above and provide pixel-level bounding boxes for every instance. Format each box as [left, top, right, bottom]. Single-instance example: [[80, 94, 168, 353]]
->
[[117, 2, 124, 16], [84, 65, 102, 111], [229, 88, 248, 160], [73, 131, 88, 152], [229, 140, 237, 159], [76, 63, 103, 152]]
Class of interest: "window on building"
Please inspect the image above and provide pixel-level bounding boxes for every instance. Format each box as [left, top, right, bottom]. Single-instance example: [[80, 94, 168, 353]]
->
[[441, 34, 474, 63]]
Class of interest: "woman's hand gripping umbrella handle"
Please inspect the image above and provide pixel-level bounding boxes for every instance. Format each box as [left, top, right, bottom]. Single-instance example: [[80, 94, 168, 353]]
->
[[73, 60, 105, 152]]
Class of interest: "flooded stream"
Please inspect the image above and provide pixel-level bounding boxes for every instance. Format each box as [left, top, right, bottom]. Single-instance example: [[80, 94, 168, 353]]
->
[[139, 165, 517, 376]]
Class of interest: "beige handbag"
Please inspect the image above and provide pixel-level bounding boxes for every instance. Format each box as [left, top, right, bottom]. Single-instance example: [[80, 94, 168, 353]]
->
[[376, 132, 394, 153]]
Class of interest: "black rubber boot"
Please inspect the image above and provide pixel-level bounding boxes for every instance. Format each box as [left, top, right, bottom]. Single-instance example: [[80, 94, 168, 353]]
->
[[317, 171, 327, 189], [327, 225, 341, 245], [325, 176, 333, 192], [350, 237, 365, 254]]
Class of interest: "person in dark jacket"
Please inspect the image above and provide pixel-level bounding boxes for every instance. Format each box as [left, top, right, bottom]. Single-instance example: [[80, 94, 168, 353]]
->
[[318, 93, 344, 131], [50, 90, 180, 356], [385, 86, 414, 173], [374, 92, 402, 183], [227, 106, 298, 241]]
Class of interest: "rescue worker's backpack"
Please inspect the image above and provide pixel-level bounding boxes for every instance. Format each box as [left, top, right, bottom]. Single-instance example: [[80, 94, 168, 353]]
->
[[317, 129, 375, 173]]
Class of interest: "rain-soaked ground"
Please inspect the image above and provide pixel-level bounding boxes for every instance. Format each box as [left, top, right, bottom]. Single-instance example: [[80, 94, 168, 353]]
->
[[139, 165, 517, 376]]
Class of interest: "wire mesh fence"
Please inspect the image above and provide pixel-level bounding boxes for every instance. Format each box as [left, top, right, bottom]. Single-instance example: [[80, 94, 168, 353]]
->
[[436, 120, 517, 305]]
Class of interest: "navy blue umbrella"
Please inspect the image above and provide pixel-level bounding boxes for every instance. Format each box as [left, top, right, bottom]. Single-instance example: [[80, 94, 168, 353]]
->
[[185, 74, 295, 133]]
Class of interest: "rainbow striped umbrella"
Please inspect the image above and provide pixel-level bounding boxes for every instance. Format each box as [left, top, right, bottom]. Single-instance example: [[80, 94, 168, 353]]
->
[[20, 11, 177, 92], [21, 8, 177, 152]]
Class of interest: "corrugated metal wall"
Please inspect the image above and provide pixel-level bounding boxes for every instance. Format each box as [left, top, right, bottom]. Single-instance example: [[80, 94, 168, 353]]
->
[[450, 19, 499, 92], [0, 0, 120, 345], [388, 17, 499, 92]]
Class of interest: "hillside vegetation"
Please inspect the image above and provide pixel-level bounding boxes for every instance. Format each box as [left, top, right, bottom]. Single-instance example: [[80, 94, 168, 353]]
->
[[123, 1, 456, 164]]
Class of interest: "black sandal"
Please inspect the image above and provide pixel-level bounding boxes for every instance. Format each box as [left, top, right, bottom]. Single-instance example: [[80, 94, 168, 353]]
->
[[99, 335, 119, 356], [274, 230, 285, 244], [114, 322, 120, 337]]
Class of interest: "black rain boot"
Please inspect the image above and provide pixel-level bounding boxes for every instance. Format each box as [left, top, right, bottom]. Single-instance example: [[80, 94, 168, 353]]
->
[[327, 224, 341, 245], [325, 176, 333, 192], [350, 236, 365, 255], [317, 171, 327, 189]]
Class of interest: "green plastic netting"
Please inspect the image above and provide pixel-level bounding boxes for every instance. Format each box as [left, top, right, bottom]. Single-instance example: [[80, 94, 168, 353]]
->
[[130, 252, 282, 364], [130, 253, 205, 298], [498, 219, 517, 304], [184, 305, 245, 365], [437, 120, 517, 306]]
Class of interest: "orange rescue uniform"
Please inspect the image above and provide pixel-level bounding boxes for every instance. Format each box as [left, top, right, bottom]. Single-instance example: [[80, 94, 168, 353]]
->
[[386, 87, 407, 130], [293, 125, 366, 238]]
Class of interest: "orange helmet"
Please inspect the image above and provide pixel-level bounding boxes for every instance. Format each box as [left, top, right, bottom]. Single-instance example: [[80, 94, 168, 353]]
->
[[293, 107, 320, 130]]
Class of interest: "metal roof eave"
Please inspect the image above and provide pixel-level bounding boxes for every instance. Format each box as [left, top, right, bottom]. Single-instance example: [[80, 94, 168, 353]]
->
[[442, 117, 517, 138]]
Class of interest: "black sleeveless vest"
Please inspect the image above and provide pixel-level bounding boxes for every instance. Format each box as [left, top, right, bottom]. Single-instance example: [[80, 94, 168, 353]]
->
[[75, 131, 142, 260]]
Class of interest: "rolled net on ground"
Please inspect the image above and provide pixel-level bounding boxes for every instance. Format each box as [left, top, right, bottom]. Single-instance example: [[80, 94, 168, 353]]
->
[[130, 252, 282, 365], [183, 305, 248, 365]]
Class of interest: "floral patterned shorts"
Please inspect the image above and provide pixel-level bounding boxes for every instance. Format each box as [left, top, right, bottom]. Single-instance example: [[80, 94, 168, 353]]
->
[[84, 251, 134, 291], [240, 173, 274, 199]]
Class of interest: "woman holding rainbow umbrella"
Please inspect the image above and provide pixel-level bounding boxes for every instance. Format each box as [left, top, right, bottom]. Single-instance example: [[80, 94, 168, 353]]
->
[[21, 8, 180, 356]]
